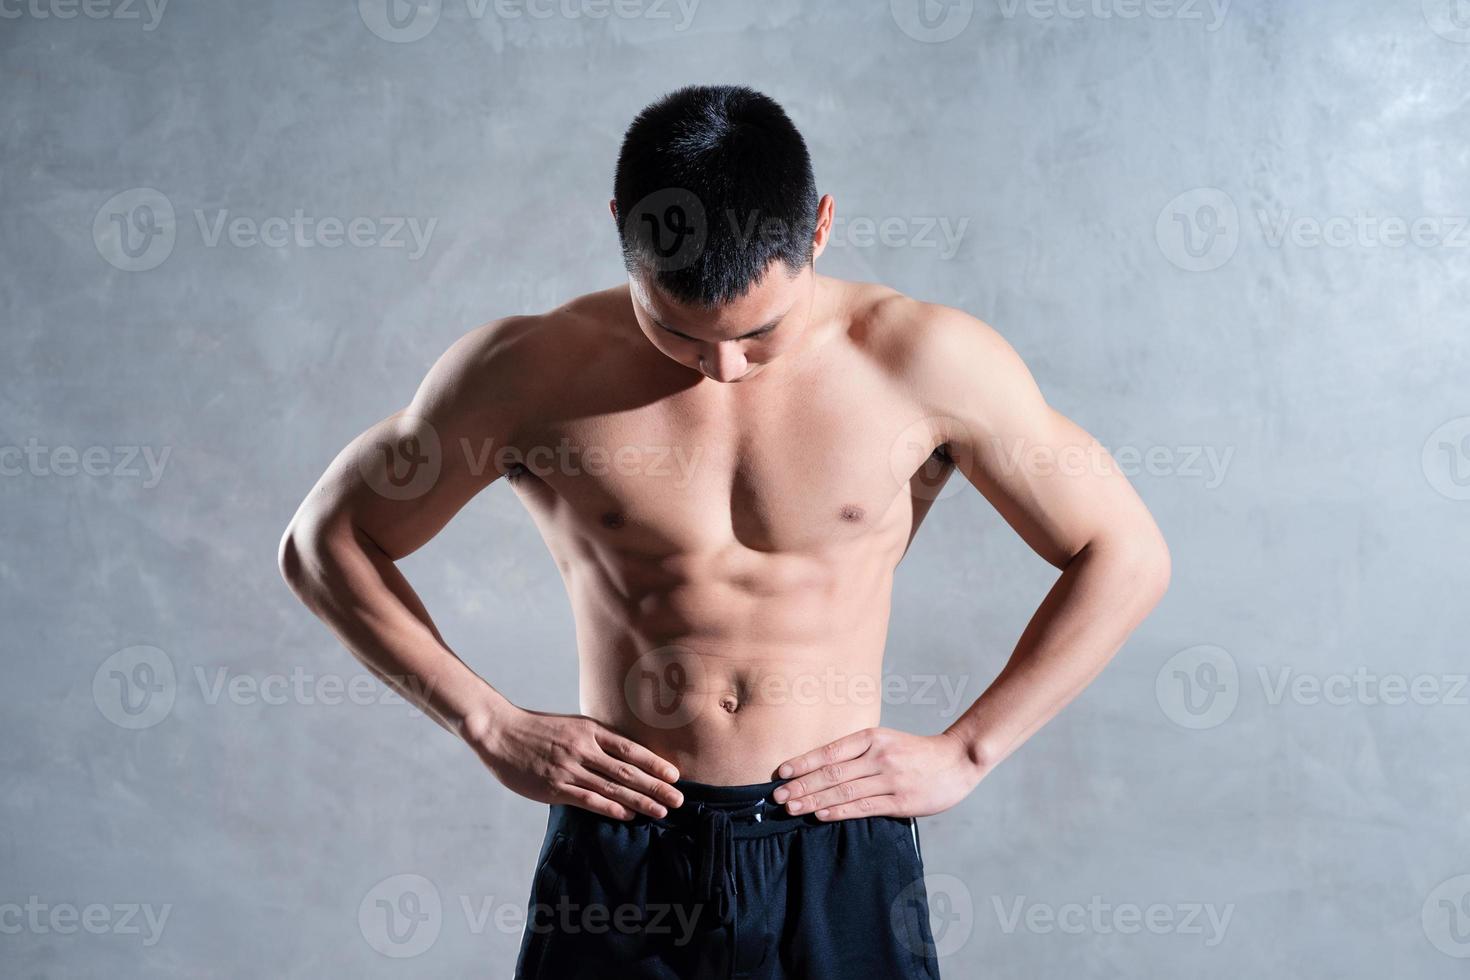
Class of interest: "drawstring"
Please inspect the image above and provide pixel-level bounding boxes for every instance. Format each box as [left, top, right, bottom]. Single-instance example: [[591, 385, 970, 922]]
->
[[691, 800, 764, 926]]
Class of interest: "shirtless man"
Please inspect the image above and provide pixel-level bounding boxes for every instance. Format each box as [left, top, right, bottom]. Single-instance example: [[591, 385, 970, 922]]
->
[[279, 85, 1170, 979]]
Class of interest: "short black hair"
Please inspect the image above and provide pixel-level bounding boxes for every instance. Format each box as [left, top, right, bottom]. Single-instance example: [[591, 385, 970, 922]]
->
[[613, 85, 819, 307]]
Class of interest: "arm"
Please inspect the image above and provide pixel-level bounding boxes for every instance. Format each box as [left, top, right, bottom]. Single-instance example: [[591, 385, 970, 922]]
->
[[279, 319, 683, 819], [774, 308, 1170, 820]]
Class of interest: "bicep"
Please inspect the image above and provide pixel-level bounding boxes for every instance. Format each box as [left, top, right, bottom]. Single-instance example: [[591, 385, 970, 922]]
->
[[928, 319, 1151, 569], [298, 330, 516, 561]]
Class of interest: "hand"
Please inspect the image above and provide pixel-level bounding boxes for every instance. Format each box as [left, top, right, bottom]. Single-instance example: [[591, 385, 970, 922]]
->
[[465, 705, 684, 820], [772, 728, 982, 821]]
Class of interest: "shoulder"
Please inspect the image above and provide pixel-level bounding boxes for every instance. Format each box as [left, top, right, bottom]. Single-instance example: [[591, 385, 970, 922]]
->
[[433, 295, 608, 383], [410, 288, 629, 420], [841, 282, 1040, 413]]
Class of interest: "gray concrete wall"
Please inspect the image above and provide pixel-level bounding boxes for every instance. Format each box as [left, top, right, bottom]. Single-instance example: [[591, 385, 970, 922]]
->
[[3, 0, 1468, 975]]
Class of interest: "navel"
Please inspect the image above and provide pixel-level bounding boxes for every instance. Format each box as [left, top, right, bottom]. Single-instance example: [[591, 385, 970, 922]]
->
[[600, 511, 626, 530]]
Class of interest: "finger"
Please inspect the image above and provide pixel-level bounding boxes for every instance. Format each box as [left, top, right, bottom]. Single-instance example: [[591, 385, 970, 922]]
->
[[572, 766, 671, 819], [784, 775, 890, 815], [774, 730, 876, 794], [774, 755, 882, 805], [587, 751, 685, 809], [813, 794, 900, 822], [558, 784, 634, 821], [595, 732, 683, 799], [582, 755, 680, 815]]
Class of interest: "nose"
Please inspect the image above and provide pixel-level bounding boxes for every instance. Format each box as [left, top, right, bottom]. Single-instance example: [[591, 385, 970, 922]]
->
[[699, 343, 748, 383]]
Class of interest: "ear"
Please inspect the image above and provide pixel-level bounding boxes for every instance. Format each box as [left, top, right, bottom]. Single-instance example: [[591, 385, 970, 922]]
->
[[608, 198, 619, 221], [810, 194, 835, 262]]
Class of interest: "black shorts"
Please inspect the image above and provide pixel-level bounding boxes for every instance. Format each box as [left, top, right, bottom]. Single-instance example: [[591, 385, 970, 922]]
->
[[513, 777, 942, 979]]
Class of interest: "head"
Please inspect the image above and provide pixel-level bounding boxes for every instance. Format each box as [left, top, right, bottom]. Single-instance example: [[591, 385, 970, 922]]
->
[[612, 85, 833, 383]]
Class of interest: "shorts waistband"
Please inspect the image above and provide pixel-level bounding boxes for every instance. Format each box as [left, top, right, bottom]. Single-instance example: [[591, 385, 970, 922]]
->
[[548, 777, 823, 840], [546, 779, 840, 926], [674, 777, 784, 806], [665, 778, 816, 838]]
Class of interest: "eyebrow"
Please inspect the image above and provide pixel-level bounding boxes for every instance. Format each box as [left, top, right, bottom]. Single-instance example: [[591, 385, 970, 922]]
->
[[652, 315, 784, 342]]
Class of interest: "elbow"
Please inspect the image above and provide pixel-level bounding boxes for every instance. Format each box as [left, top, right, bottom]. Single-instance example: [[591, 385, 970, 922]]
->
[[278, 515, 325, 600], [1131, 525, 1171, 608], [1086, 521, 1170, 609], [277, 521, 306, 594]]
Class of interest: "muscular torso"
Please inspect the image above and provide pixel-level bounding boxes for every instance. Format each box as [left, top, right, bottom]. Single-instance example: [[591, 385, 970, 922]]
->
[[489, 282, 956, 783]]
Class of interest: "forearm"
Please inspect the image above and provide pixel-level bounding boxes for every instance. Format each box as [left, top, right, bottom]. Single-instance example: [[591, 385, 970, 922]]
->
[[945, 533, 1170, 775], [279, 516, 513, 741]]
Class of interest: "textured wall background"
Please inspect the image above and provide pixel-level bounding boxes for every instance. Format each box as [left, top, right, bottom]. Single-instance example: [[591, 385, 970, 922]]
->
[[4, 0, 1469, 976]]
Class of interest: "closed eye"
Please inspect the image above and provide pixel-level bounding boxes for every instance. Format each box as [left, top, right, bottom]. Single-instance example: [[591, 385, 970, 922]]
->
[[652, 317, 783, 342]]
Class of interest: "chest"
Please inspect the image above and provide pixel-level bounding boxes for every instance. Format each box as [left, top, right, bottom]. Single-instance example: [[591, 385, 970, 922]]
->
[[505, 373, 951, 555]]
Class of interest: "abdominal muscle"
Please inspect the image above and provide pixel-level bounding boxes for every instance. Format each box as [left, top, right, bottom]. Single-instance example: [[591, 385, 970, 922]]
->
[[571, 557, 898, 785]]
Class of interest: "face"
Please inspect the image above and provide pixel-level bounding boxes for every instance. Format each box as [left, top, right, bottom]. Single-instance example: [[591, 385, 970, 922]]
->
[[627, 263, 813, 383], [619, 194, 835, 384]]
